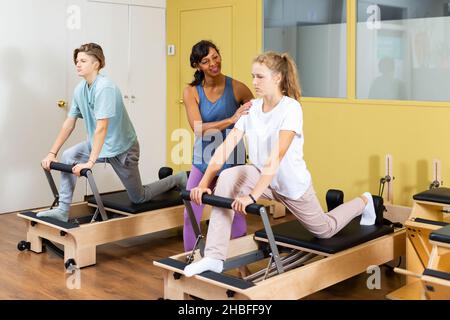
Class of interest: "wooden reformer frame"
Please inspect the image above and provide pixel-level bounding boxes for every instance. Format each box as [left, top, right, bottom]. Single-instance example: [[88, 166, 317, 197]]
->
[[16, 162, 210, 269], [387, 187, 450, 300], [154, 191, 406, 300]]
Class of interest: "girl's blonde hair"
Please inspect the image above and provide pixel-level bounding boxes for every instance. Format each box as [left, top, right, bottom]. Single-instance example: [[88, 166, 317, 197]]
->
[[253, 52, 302, 100]]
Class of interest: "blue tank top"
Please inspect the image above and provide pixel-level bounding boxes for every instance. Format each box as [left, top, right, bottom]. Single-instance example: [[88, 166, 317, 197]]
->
[[192, 76, 246, 174]]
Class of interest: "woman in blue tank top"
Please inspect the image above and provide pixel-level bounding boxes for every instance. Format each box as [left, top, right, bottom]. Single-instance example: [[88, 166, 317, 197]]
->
[[182, 40, 254, 253]]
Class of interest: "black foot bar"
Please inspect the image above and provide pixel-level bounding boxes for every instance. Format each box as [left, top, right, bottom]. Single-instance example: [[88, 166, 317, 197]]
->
[[183, 198, 206, 264], [43, 162, 108, 222], [180, 189, 284, 275]]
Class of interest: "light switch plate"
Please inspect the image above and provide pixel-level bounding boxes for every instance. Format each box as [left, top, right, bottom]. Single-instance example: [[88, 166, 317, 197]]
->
[[167, 44, 175, 56]]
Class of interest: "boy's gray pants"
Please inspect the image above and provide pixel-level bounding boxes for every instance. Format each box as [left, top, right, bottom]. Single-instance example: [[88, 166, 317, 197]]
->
[[58, 140, 176, 204]]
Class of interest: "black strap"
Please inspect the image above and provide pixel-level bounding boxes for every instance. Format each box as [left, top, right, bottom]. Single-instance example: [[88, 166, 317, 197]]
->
[[383, 218, 403, 228]]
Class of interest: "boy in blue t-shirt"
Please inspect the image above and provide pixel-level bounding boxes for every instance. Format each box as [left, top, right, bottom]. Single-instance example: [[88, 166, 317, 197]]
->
[[38, 43, 186, 222]]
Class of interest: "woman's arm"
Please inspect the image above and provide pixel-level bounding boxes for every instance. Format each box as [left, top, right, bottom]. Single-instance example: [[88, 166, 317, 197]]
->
[[190, 127, 245, 204], [231, 130, 296, 214], [183, 86, 250, 136], [232, 79, 254, 105]]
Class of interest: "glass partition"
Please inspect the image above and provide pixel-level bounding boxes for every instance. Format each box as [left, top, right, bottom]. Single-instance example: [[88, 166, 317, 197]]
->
[[357, 0, 450, 101], [264, 0, 347, 98]]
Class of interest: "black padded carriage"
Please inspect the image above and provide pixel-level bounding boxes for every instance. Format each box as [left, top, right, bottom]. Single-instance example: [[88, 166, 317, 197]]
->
[[429, 225, 450, 244], [412, 187, 450, 242], [413, 187, 450, 204], [157, 258, 255, 290], [255, 193, 393, 254], [255, 217, 394, 254], [85, 189, 183, 214], [21, 189, 183, 230], [19, 211, 80, 229], [423, 268, 450, 281]]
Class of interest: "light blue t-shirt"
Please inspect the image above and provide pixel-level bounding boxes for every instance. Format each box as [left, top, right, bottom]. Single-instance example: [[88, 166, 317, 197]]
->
[[68, 74, 137, 158]]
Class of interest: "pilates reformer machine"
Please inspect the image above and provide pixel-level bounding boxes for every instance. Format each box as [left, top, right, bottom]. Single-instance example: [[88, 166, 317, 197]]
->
[[378, 154, 411, 225], [16, 162, 210, 269], [380, 155, 444, 226], [387, 187, 450, 300], [154, 189, 406, 300]]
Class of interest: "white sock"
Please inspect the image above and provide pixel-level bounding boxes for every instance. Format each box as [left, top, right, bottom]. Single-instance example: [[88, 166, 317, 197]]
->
[[360, 192, 376, 225], [36, 208, 69, 222], [184, 257, 223, 277]]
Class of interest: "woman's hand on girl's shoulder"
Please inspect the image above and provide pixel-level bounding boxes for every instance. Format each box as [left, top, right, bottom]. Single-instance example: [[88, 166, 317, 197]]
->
[[231, 101, 252, 123]]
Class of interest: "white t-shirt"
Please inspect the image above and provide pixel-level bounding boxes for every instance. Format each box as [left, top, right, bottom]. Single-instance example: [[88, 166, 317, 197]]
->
[[234, 96, 311, 199]]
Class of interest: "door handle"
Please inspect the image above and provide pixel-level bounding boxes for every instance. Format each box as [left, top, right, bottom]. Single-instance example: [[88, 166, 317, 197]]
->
[[57, 100, 67, 108], [179, 99, 184, 104]]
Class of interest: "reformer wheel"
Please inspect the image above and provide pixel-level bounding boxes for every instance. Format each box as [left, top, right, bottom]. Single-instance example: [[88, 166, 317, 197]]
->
[[64, 258, 76, 270], [173, 272, 182, 280], [17, 240, 31, 251]]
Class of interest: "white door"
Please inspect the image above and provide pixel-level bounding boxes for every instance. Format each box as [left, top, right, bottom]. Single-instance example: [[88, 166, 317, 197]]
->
[[66, 0, 131, 195], [0, 0, 166, 213], [128, 5, 167, 183], [0, 0, 69, 213], [66, 1, 167, 192]]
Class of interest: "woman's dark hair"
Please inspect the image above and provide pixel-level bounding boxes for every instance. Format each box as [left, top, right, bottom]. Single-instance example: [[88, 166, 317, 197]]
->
[[189, 40, 220, 86]]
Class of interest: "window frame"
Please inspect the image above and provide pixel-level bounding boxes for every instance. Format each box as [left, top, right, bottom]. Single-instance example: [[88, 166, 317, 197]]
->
[[263, 0, 450, 108]]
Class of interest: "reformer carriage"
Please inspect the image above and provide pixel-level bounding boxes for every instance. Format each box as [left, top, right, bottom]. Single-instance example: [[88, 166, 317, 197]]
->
[[16, 162, 210, 269], [154, 189, 406, 300], [388, 187, 450, 300]]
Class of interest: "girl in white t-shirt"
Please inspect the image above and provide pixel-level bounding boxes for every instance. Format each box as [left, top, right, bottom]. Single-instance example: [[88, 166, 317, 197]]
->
[[184, 52, 376, 277]]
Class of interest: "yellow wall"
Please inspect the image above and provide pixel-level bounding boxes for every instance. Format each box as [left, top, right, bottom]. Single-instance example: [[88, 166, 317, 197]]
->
[[166, 0, 262, 171], [167, 0, 450, 207], [303, 100, 450, 207]]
